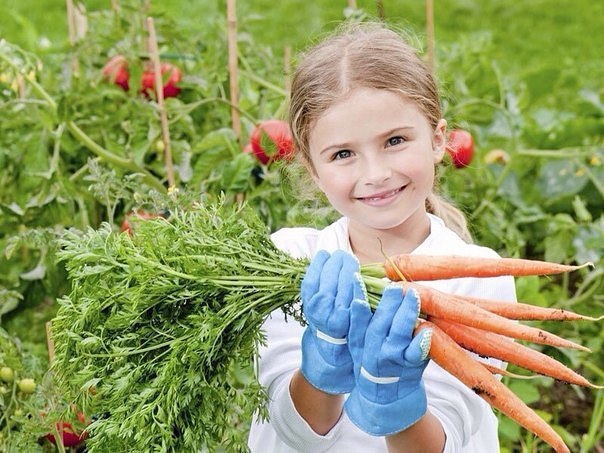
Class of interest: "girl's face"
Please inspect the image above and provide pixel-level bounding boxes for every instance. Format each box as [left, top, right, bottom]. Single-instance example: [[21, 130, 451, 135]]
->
[[308, 87, 446, 238]]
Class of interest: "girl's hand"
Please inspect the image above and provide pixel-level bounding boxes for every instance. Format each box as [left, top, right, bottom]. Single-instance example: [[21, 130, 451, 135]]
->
[[300, 250, 366, 394], [344, 285, 432, 436]]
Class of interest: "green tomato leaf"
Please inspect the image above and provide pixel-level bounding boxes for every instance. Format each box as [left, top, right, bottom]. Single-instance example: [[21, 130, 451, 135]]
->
[[19, 262, 46, 281], [0, 289, 22, 317], [3, 236, 21, 260], [573, 218, 604, 263], [508, 379, 542, 405], [3, 202, 25, 216], [537, 159, 588, 200], [572, 196, 592, 223], [177, 151, 193, 183], [259, 129, 278, 158], [220, 153, 254, 192]]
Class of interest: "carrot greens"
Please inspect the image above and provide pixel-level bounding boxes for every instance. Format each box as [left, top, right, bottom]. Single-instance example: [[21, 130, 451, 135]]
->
[[52, 200, 312, 451]]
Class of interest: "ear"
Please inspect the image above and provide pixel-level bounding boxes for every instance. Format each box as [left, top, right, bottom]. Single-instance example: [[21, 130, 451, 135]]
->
[[432, 119, 447, 164]]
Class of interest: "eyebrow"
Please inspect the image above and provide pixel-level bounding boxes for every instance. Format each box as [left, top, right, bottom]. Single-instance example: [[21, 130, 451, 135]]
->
[[319, 126, 415, 155]]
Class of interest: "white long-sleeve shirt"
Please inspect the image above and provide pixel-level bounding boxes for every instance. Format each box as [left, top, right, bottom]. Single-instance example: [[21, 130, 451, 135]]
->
[[248, 214, 517, 452]]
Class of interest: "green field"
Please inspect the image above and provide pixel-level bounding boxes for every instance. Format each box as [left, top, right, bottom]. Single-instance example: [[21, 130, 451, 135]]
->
[[3, 1, 603, 68]]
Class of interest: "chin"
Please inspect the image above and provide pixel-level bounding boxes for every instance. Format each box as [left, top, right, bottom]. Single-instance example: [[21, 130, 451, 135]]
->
[[352, 215, 408, 232]]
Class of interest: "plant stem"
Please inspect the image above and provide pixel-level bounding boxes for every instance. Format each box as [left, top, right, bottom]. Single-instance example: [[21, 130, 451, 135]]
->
[[66, 122, 165, 192], [0, 50, 166, 193], [516, 146, 600, 158]]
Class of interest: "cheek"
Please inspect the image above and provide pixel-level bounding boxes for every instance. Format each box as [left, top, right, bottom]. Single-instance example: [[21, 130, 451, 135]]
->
[[314, 168, 352, 197]]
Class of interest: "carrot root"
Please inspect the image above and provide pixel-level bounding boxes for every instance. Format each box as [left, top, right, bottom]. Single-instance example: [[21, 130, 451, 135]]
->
[[430, 317, 603, 389], [382, 254, 593, 282], [417, 321, 571, 453], [458, 294, 603, 322], [405, 283, 591, 352], [479, 361, 541, 380]]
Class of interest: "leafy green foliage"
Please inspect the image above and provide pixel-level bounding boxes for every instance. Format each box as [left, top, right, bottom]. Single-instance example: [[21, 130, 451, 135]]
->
[[52, 199, 307, 451]]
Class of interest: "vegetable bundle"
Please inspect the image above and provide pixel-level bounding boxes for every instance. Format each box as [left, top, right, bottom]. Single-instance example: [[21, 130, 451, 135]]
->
[[51, 200, 601, 452]]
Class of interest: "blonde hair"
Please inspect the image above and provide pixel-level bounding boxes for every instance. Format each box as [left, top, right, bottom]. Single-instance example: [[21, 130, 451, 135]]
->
[[288, 21, 473, 243]]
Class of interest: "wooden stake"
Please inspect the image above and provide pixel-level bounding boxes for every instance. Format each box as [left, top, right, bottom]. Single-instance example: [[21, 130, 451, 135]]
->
[[426, 0, 435, 71], [146, 17, 176, 188], [65, 1, 87, 78], [347, 0, 357, 9], [376, 0, 385, 19], [46, 321, 55, 365], [226, 0, 244, 204], [66, 0, 76, 46], [73, 2, 88, 41], [226, 0, 242, 147], [65, 0, 79, 76]]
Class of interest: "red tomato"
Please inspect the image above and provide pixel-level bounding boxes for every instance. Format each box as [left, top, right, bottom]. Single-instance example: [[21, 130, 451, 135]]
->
[[45, 421, 88, 447], [446, 129, 474, 168], [121, 211, 161, 235], [140, 62, 182, 99], [102, 55, 129, 91], [249, 120, 294, 165]]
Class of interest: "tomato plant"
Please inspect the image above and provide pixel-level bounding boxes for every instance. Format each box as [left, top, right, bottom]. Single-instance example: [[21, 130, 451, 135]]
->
[[45, 421, 88, 447], [140, 61, 182, 99], [446, 129, 474, 168], [17, 378, 36, 394], [0, 366, 14, 382], [102, 55, 129, 91], [249, 119, 294, 165]]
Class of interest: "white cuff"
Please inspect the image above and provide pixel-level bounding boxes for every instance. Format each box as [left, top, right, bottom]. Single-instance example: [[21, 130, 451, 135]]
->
[[316, 329, 347, 345], [360, 366, 399, 384], [268, 374, 344, 452]]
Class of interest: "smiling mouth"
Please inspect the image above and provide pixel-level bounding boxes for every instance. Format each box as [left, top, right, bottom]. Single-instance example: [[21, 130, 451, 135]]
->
[[357, 185, 406, 202]]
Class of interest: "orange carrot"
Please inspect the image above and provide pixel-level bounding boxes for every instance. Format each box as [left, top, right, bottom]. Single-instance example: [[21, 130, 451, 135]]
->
[[454, 294, 603, 321], [416, 321, 571, 453], [405, 283, 590, 352], [382, 254, 591, 282], [430, 317, 603, 388], [479, 361, 540, 380]]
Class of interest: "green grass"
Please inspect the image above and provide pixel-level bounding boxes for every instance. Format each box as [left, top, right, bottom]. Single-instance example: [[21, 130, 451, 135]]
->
[[3, 0, 602, 74], [2, 1, 601, 103]]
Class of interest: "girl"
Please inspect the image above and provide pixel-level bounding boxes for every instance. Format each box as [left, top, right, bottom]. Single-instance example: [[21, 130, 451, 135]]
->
[[247, 22, 516, 452]]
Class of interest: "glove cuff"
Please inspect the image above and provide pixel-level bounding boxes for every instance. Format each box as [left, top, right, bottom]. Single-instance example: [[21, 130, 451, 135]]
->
[[300, 330, 354, 394], [344, 384, 427, 436]]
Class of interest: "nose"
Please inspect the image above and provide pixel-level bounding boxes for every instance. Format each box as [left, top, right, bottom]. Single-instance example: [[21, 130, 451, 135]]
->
[[362, 157, 392, 185]]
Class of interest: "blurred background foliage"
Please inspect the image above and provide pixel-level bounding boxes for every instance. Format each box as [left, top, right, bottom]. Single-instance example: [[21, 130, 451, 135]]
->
[[0, 0, 602, 451]]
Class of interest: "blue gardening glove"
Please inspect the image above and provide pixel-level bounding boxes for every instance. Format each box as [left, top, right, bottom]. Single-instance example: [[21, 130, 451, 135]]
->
[[300, 250, 367, 394], [344, 285, 432, 436]]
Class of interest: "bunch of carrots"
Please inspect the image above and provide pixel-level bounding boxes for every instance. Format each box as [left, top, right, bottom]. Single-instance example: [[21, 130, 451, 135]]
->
[[361, 255, 602, 453], [52, 201, 602, 452]]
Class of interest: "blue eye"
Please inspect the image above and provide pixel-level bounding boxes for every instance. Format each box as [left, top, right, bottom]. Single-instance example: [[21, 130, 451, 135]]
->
[[387, 136, 405, 147], [333, 150, 352, 160]]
